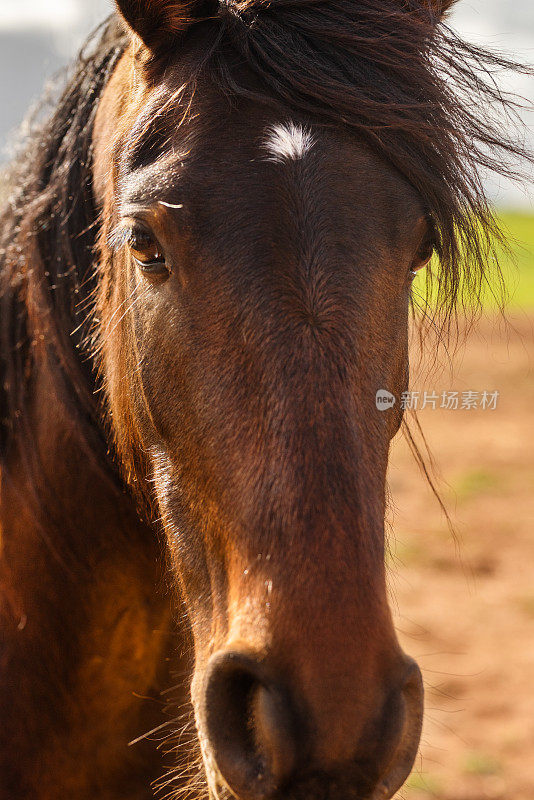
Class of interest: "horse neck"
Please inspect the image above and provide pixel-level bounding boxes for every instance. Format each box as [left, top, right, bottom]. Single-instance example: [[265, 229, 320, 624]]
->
[[0, 334, 184, 798], [0, 319, 170, 652], [2, 327, 142, 559]]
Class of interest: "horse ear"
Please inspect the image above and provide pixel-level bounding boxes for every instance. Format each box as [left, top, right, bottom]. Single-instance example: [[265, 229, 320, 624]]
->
[[114, 0, 214, 50]]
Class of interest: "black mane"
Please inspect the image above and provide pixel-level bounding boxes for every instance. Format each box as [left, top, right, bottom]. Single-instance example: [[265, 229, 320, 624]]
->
[[0, 17, 127, 463]]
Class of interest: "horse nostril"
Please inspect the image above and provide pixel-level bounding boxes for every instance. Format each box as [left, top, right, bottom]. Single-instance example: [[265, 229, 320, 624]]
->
[[202, 650, 297, 800], [369, 659, 424, 800]]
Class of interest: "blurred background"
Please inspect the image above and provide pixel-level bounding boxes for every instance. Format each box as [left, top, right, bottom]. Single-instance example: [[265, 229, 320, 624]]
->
[[1, 2, 533, 799]]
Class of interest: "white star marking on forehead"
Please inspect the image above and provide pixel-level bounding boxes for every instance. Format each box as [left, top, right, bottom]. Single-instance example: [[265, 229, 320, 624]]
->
[[263, 122, 315, 162]]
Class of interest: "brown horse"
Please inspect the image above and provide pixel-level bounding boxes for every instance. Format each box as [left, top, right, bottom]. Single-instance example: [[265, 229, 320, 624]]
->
[[0, 1, 530, 798]]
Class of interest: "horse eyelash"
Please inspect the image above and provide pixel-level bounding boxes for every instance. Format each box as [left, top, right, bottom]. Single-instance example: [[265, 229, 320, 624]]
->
[[107, 224, 137, 253]]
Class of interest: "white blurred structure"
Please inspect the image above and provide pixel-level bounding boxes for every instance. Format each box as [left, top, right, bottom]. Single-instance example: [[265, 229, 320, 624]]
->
[[0, 0, 111, 52], [0, 0, 532, 207]]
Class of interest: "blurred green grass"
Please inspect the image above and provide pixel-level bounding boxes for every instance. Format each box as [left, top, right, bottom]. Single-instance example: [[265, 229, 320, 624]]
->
[[497, 211, 534, 309], [452, 467, 501, 504], [412, 210, 534, 311]]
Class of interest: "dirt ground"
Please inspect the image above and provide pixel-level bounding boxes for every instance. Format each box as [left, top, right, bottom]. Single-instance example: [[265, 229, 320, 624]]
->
[[387, 312, 534, 800]]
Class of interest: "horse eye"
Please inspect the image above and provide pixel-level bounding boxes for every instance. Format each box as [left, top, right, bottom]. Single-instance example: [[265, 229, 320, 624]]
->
[[418, 240, 434, 265], [128, 229, 168, 275], [410, 236, 434, 277]]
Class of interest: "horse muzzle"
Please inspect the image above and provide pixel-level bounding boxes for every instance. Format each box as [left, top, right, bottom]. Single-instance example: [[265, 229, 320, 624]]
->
[[197, 647, 423, 800]]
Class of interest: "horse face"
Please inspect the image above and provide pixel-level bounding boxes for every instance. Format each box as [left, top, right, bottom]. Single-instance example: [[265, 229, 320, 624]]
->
[[94, 19, 434, 800]]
